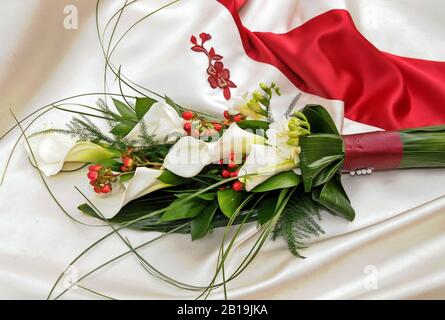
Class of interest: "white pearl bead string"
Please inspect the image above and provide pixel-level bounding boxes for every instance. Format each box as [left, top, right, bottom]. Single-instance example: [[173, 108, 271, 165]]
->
[[348, 168, 374, 176]]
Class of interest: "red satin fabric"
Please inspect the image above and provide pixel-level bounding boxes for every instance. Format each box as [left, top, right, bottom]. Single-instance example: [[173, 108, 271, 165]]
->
[[342, 132, 403, 171], [219, 0, 445, 130]]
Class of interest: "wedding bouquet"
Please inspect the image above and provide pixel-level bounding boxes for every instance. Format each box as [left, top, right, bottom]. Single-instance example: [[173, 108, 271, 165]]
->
[[14, 81, 445, 298], [4, 1, 445, 299]]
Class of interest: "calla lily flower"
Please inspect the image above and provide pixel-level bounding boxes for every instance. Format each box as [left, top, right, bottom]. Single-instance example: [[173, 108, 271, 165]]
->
[[124, 101, 184, 144], [238, 144, 297, 191], [83, 167, 171, 219], [162, 136, 212, 178], [26, 125, 119, 177], [163, 123, 266, 178]]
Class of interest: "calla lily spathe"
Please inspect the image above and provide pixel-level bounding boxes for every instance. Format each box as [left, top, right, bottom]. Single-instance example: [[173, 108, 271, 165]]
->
[[238, 144, 297, 191], [84, 167, 171, 219], [25, 101, 184, 176], [163, 123, 266, 178], [25, 124, 118, 177], [124, 101, 185, 144]]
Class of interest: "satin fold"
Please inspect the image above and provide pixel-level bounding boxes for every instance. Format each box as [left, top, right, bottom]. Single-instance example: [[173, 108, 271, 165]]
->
[[219, 0, 445, 131]]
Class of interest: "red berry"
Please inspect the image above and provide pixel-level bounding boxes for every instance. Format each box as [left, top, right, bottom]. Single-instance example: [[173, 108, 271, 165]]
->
[[90, 181, 96, 186], [88, 164, 102, 172], [233, 114, 242, 122], [123, 157, 134, 167], [221, 169, 231, 178], [227, 161, 236, 169], [182, 111, 194, 120], [120, 165, 129, 172], [230, 171, 238, 178], [87, 171, 98, 181], [183, 122, 192, 131], [232, 181, 243, 191], [223, 110, 231, 120], [213, 123, 222, 132], [219, 159, 224, 165], [101, 184, 112, 194], [93, 186, 102, 193]]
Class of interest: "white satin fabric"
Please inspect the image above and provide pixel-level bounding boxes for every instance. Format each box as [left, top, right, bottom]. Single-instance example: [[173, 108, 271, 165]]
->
[[0, 0, 444, 299]]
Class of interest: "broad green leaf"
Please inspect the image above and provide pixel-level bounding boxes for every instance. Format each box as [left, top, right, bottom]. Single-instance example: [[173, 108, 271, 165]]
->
[[119, 172, 135, 183], [217, 189, 244, 218], [95, 159, 122, 171], [157, 170, 190, 185], [135, 97, 157, 119], [257, 197, 278, 225], [301, 104, 339, 135], [237, 120, 270, 131], [110, 123, 134, 137], [252, 171, 301, 192], [175, 193, 216, 201], [312, 175, 355, 221], [112, 98, 137, 121], [161, 197, 207, 222], [78, 203, 99, 219], [299, 134, 344, 192], [191, 201, 218, 240]]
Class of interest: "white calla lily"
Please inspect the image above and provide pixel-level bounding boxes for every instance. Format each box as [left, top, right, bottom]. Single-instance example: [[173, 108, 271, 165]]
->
[[124, 101, 184, 144], [84, 167, 170, 219], [238, 144, 296, 191], [210, 123, 266, 162], [164, 123, 266, 178], [163, 136, 213, 178], [266, 116, 300, 164], [26, 124, 118, 177]]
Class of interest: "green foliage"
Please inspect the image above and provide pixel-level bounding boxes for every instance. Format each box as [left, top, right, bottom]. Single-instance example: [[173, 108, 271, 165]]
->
[[252, 171, 301, 192], [273, 192, 325, 258], [299, 134, 344, 192], [157, 170, 190, 185], [312, 175, 355, 221], [112, 98, 138, 121], [236, 120, 270, 131], [217, 189, 244, 218], [135, 97, 157, 119], [191, 201, 218, 240], [161, 196, 208, 222]]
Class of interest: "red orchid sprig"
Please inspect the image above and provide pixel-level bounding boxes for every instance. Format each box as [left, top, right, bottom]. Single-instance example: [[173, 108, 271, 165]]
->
[[190, 32, 237, 100]]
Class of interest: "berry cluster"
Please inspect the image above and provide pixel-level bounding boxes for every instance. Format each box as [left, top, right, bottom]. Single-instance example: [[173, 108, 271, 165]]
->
[[223, 110, 243, 124], [182, 111, 223, 138], [219, 152, 244, 192], [87, 165, 117, 194], [120, 156, 134, 172]]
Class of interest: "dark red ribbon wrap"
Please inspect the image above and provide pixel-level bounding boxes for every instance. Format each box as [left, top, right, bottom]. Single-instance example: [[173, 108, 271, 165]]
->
[[342, 131, 403, 171]]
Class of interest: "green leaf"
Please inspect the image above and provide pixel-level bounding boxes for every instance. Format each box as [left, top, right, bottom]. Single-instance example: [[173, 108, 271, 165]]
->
[[109, 123, 134, 137], [135, 97, 157, 119], [161, 197, 207, 222], [299, 134, 344, 192], [175, 193, 216, 201], [95, 159, 122, 171], [301, 104, 339, 135], [119, 172, 135, 183], [165, 96, 181, 114], [217, 189, 244, 218], [112, 98, 137, 121], [236, 120, 270, 131], [78, 203, 99, 219], [191, 201, 218, 240], [257, 197, 278, 225], [157, 170, 190, 185], [312, 175, 355, 221], [252, 171, 301, 192]]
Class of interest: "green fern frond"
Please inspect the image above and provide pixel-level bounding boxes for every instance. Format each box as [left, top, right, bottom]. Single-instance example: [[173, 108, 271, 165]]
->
[[273, 193, 325, 258]]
